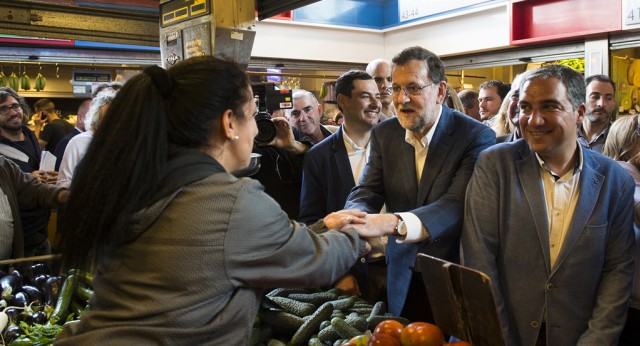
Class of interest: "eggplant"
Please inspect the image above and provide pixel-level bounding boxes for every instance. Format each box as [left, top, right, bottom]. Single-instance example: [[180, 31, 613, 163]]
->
[[44, 276, 63, 306], [0, 275, 21, 300], [33, 274, 49, 292], [30, 310, 47, 325], [5, 308, 19, 325], [21, 285, 44, 306], [3, 325, 21, 343], [30, 263, 50, 277], [11, 291, 29, 307], [18, 310, 33, 324]]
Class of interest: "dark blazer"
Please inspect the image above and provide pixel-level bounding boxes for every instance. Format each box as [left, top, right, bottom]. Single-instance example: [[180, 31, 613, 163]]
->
[[299, 126, 354, 224], [496, 131, 516, 143], [345, 105, 496, 315], [463, 140, 635, 345]]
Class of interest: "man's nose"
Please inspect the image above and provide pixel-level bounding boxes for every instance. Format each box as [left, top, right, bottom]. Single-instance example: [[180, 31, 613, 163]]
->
[[528, 110, 545, 126]]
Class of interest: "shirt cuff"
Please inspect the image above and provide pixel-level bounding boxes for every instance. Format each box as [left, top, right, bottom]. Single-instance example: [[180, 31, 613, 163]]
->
[[395, 212, 430, 244]]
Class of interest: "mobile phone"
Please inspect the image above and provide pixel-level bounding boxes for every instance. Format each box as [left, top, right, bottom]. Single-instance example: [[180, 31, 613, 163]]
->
[[40, 112, 47, 121]]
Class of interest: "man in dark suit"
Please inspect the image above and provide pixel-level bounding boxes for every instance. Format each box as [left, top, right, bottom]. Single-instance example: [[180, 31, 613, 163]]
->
[[344, 46, 496, 322], [463, 65, 635, 345], [300, 70, 384, 302]]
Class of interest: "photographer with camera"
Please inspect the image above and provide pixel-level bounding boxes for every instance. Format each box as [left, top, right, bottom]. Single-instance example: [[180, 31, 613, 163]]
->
[[249, 89, 313, 220]]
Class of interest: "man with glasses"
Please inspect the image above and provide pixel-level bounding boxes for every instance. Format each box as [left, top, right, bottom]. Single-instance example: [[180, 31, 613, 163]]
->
[[289, 90, 332, 144], [33, 98, 73, 153], [0, 87, 66, 258], [344, 46, 495, 322], [367, 59, 396, 121]]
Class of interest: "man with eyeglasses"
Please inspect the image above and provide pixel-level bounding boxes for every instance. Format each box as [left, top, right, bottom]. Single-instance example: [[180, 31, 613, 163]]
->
[[0, 87, 68, 259], [344, 46, 496, 322], [366, 59, 396, 121], [289, 90, 332, 144], [33, 98, 73, 154], [577, 74, 616, 153]]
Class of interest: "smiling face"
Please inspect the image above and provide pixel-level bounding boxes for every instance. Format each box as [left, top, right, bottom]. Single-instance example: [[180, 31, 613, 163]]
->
[[339, 79, 381, 130], [0, 96, 24, 133], [519, 77, 585, 161], [392, 59, 446, 138], [290, 94, 322, 137]]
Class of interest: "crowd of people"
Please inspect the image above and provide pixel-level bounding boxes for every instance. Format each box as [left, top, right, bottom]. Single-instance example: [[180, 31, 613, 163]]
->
[[0, 45, 637, 345]]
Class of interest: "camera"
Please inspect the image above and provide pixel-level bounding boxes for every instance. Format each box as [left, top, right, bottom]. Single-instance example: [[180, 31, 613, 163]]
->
[[254, 110, 276, 145], [252, 82, 293, 145]]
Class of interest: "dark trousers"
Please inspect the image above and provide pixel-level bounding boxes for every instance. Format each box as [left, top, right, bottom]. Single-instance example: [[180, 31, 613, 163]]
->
[[400, 272, 435, 324], [619, 307, 640, 346]]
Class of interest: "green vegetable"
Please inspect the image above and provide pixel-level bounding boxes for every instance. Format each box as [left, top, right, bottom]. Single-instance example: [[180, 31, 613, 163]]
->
[[330, 317, 361, 339], [369, 301, 386, 317], [344, 313, 368, 332], [308, 337, 324, 346], [287, 292, 338, 306], [74, 285, 93, 304], [317, 325, 340, 344], [326, 297, 355, 311], [290, 302, 333, 346], [258, 309, 304, 333], [49, 274, 78, 325], [10, 321, 63, 346], [269, 296, 315, 317]]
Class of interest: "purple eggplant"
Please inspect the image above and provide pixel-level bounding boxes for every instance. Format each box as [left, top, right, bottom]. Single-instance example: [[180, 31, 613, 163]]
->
[[21, 285, 44, 306], [0, 275, 21, 300], [11, 291, 29, 307], [4, 308, 19, 324], [44, 276, 63, 306], [3, 325, 21, 343], [30, 311, 47, 324], [33, 274, 49, 292]]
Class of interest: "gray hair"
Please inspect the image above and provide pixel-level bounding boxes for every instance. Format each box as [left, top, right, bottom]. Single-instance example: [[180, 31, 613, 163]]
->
[[292, 89, 319, 107], [520, 65, 585, 111], [87, 91, 116, 131]]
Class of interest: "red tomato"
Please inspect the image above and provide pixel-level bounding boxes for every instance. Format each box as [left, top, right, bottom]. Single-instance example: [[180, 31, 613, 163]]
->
[[374, 320, 404, 341], [368, 332, 402, 346], [400, 322, 444, 346], [444, 342, 471, 346]]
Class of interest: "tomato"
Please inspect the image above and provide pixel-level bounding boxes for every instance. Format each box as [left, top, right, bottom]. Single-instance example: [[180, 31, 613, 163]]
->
[[400, 322, 444, 346], [368, 332, 402, 346], [349, 335, 370, 346], [374, 320, 404, 341], [444, 342, 471, 346]]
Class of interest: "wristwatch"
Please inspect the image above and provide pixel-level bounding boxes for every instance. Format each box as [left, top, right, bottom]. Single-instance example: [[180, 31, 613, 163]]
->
[[392, 213, 407, 237]]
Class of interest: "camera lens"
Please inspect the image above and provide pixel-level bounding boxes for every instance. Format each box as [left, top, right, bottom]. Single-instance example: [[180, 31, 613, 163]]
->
[[254, 111, 276, 145]]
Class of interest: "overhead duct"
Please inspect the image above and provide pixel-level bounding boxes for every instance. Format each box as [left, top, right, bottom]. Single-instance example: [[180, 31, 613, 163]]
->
[[159, 0, 256, 68]]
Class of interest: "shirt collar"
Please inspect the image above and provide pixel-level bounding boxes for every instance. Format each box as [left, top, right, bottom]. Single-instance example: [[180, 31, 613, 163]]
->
[[404, 105, 443, 148], [342, 128, 367, 153], [535, 141, 584, 180]]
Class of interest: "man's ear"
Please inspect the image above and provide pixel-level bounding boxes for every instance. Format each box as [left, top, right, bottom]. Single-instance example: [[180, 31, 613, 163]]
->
[[436, 81, 447, 105], [575, 103, 586, 125]]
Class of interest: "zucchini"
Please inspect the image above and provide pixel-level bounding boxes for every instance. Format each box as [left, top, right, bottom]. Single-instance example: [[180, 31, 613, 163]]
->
[[290, 302, 334, 346], [330, 317, 361, 339], [75, 285, 94, 304], [269, 296, 316, 317], [49, 274, 78, 325], [266, 288, 308, 298]]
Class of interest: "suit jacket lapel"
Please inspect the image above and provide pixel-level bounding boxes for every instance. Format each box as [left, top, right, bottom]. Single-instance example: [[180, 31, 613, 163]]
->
[[417, 107, 454, 205], [551, 151, 603, 274], [516, 143, 552, 273], [332, 127, 355, 185]]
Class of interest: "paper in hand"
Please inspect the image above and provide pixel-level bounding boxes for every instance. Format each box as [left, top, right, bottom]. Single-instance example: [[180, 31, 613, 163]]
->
[[40, 151, 57, 171]]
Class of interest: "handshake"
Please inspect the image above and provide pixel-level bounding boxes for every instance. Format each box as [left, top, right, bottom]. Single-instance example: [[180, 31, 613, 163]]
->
[[323, 209, 398, 239]]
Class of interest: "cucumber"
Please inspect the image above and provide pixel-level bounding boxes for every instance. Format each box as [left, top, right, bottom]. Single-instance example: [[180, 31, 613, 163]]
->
[[326, 297, 355, 311], [287, 292, 338, 306], [330, 317, 361, 339], [308, 337, 324, 346], [266, 288, 308, 298], [344, 313, 368, 333], [75, 284, 94, 304], [49, 274, 78, 325], [369, 301, 386, 317], [259, 310, 304, 333], [270, 296, 316, 317], [318, 325, 340, 344], [290, 302, 334, 346]]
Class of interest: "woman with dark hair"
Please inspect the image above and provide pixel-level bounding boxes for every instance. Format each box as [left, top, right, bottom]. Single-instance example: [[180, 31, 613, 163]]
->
[[55, 56, 368, 345]]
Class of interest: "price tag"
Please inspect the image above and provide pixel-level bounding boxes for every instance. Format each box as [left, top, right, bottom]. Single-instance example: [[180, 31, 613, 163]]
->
[[624, 0, 640, 26], [398, 0, 490, 23]]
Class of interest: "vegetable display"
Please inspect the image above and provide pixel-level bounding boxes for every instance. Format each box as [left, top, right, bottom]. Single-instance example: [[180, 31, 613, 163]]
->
[[252, 287, 411, 346], [0, 265, 93, 345]]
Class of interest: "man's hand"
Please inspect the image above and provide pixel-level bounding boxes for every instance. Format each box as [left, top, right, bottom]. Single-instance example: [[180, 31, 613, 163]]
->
[[333, 274, 360, 296], [324, 209, 367, 229], [32, 170, 58, 184], [57, 189, 70, 204], [268, 118, 308, 154], [347, 213, 397, 238]]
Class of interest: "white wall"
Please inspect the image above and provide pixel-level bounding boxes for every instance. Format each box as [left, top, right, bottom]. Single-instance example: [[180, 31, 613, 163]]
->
[[252, 3, 510, 64]]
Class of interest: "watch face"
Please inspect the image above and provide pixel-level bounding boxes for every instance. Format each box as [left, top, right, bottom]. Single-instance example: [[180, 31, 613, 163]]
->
[[398, 221, 407, 236]]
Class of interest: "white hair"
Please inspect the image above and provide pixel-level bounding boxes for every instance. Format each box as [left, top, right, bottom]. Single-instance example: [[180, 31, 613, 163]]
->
[[87, 91, 116, 131]]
